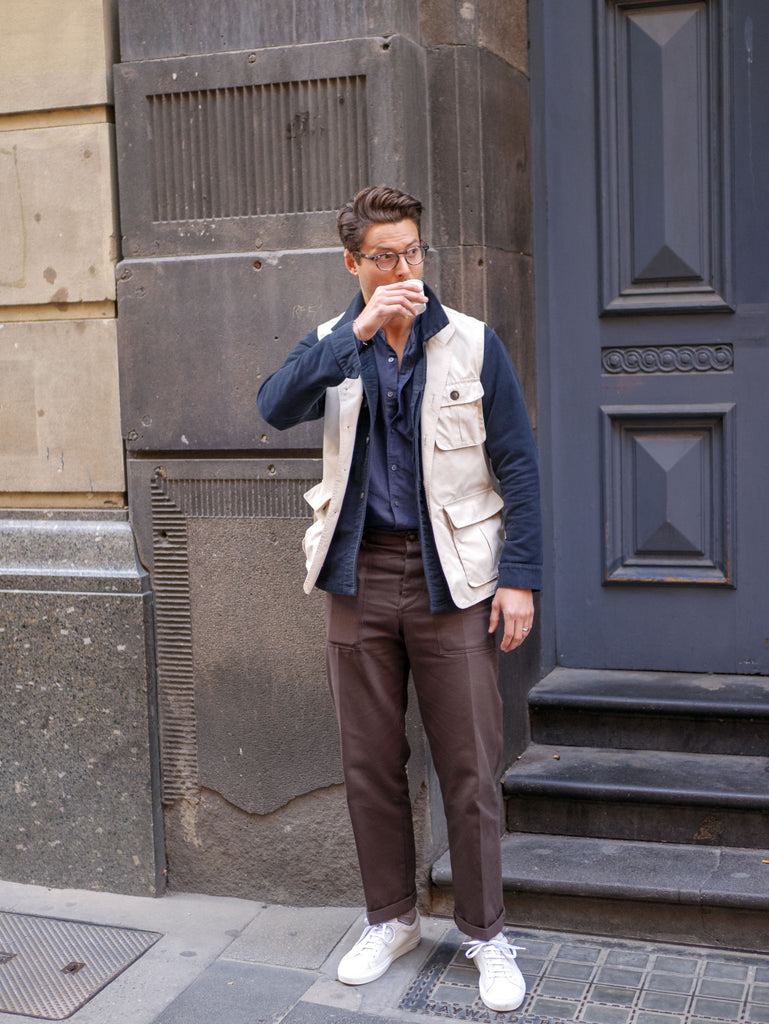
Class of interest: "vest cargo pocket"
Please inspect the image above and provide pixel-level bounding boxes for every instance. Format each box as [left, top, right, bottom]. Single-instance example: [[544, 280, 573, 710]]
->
[[443, 488, 505, 587]]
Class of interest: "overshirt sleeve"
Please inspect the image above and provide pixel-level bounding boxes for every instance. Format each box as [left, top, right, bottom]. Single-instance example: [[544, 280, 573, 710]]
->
[[481, 327, 543, 591], [256, 319, 362, 430]]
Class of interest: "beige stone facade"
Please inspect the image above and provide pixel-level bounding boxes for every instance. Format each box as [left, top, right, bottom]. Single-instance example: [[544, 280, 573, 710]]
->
[[0, 0, 123, 504]]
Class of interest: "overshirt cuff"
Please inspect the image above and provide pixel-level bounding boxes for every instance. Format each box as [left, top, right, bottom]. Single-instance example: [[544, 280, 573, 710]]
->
[[496, 563, 543, 592], [327, 320, 364, 376]]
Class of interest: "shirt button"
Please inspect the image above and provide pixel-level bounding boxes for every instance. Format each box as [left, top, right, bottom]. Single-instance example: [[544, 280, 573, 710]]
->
[[387, 390, 394, 398], [391, 465, 397, 472], [450, 389, 460, 400]]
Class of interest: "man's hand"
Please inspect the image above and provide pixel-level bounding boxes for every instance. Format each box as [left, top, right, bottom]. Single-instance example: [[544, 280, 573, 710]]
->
[[353, 281, 426, 341], [488, 587, 534, 652]]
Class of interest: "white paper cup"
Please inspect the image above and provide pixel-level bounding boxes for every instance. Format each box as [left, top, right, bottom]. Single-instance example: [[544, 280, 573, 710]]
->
[[409, 277, 427, 315]]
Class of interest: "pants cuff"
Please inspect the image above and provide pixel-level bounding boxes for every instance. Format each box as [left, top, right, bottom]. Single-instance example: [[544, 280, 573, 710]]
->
[[366, 891, 417, 926], [455, 907, 506, 942]]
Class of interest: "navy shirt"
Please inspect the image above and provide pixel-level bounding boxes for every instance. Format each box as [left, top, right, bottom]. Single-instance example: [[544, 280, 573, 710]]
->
[[364, 327, 420, 530]]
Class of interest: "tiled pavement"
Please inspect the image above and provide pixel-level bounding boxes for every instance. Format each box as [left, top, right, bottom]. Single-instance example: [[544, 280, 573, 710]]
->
[[0, 881, 768, 1024]]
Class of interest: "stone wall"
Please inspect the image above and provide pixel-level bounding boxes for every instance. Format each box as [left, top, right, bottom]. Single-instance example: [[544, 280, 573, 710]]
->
[[0, 0, 164, 895]]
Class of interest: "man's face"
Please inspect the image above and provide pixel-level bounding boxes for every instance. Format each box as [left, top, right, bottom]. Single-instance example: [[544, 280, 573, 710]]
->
[[344, 218, 421, 303]]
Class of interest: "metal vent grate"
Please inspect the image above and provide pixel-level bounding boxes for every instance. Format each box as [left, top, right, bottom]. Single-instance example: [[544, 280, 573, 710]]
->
[[400, 927, 769, 1024], [0, 912, 160, 1020]]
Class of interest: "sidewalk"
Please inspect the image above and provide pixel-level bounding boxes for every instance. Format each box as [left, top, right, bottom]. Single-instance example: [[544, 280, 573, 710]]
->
[[1, 880, 768, 1024]]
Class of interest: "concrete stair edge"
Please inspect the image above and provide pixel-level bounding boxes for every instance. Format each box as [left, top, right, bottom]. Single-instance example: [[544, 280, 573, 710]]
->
[[502, 744, 769, 808], [530, 668, 769, 718], [432, 833, 769, 911]]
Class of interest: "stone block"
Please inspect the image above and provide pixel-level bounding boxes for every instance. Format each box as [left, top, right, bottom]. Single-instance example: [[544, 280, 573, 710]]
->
[[0, 123, 117, 308], [114, 35, 429, 259], [117, 252, 346, 453], [0, 511, 164, 896], [419, 0, 477, 46], [224, 904, 360, 968], [0, 319, 124, 494], [480, 53, 531, 253], [420, 0, 528, 73], [428, 46, 530, 253], [0, 0, 117, 113], [118, 0, 419, 61], [153, 960, 314, 1024], [478, 0, 528, 73]]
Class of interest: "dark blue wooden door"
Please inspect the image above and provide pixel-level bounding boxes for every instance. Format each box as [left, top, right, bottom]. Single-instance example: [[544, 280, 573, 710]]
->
[[532, 1, 769, 674]]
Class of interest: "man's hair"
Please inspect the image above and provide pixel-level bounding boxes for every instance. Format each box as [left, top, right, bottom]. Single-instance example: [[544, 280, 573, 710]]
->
[[337, 185, 423, 253]]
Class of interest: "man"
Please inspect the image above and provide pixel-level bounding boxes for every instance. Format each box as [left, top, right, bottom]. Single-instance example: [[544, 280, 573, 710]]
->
[[257, 185, 541, 1013]]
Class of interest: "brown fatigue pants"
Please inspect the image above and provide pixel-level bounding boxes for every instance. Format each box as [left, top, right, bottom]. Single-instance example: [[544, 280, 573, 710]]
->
[[325, 529, 505, 941]]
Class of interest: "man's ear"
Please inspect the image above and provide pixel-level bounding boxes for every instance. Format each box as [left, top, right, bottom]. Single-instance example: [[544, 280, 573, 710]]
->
[[344, 249, 359, 276]]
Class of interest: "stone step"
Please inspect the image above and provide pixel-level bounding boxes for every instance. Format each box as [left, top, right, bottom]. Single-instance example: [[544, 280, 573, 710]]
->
[[503, 744, 769, 848], [431, 832, 769, 951], [528, 668, 769, 755]]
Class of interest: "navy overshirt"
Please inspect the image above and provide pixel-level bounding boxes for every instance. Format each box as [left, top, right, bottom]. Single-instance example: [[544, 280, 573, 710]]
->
[[257, 284, 542, 612]]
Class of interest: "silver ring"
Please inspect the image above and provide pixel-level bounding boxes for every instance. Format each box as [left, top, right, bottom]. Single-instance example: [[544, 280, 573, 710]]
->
[[522, 627, 530, 633]]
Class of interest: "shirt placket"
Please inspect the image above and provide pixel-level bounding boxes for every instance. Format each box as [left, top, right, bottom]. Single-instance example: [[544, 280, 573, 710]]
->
[[387, 346, 415, 521]]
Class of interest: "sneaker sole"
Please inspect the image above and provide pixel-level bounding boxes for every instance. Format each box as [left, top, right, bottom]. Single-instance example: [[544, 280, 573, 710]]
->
[[337, 932, 421, 986], [478, 987, 526, 1013]]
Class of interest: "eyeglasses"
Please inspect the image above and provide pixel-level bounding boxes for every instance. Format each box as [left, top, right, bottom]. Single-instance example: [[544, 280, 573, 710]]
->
[[353, 242, 429, 272]]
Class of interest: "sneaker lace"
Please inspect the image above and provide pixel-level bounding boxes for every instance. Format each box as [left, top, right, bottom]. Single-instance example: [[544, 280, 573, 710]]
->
[[355, 921, 395, 958], [464, 937, 525, 978]]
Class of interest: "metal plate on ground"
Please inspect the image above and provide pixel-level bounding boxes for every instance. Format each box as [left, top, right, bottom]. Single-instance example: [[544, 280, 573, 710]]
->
[[0, 912, 161, 1020], [401, 927, 769, 1024]]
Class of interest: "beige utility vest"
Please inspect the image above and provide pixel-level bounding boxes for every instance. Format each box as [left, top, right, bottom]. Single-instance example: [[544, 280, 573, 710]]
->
[[302, 305, 504, 609]]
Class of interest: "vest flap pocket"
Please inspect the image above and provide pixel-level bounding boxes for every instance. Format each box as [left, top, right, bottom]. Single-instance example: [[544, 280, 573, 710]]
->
[[441, 378, 485, 406], [435, 378, 486, 450], [444, 487, 504, 529]]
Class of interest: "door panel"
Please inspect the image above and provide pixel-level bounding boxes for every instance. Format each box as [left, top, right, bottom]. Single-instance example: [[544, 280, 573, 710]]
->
[[598, 0, 732, 314], [535, 0, 769, 674]]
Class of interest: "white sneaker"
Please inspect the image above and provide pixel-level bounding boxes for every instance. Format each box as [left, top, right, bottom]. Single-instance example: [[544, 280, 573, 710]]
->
[[464, 934, 526, 1012], [337, 914, 421, 985]]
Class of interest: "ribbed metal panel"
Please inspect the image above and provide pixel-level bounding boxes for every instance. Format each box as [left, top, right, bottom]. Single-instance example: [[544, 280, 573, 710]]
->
[[169, 477, 316, 518], [148, 76, 368, 222], [0, 913, 159, 1020], [151, 474, 198, 803]]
